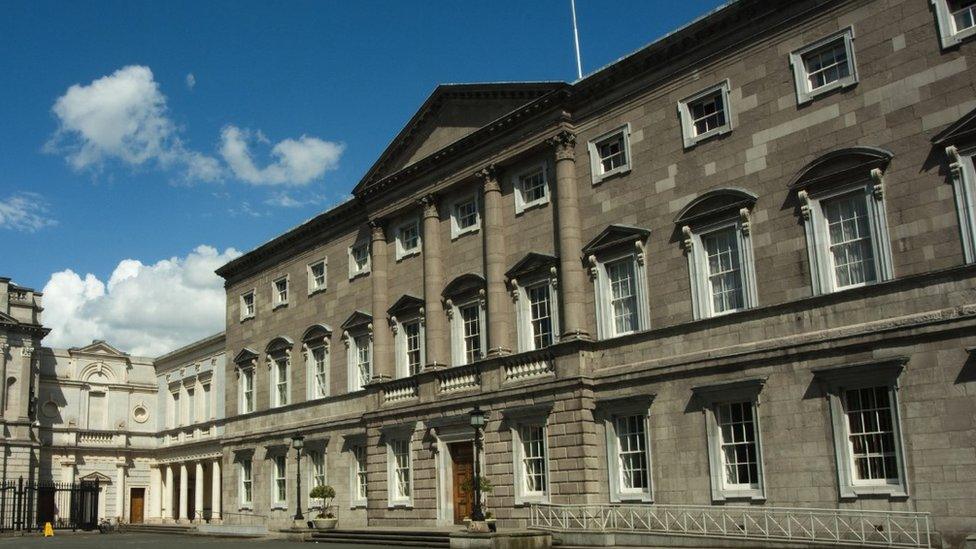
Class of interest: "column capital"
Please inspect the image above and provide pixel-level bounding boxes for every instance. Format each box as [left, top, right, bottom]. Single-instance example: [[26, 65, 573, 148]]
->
[[369, 219, 386, 240], [475, 165, 500, 193], [419, 194, 439, 219], [548, 130, 577, 161]]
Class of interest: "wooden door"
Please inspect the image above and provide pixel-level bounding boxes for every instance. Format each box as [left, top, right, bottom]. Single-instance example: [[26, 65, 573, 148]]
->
[[451, 442, 474, 525], [129, 488, 145, 523]]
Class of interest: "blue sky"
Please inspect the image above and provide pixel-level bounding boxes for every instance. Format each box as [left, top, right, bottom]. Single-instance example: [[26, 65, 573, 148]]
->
[[0, 0, 725, 354]]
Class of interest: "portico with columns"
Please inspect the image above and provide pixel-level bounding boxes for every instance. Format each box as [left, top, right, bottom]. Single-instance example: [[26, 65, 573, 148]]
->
[[151, 454, 222, 524]]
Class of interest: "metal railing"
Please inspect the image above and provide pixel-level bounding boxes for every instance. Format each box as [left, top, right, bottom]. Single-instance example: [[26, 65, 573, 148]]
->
[[528, 503, 931, 549]]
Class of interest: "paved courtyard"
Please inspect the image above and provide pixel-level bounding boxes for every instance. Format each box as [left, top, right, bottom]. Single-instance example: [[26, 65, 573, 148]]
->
[[0, 533, 389, 549]]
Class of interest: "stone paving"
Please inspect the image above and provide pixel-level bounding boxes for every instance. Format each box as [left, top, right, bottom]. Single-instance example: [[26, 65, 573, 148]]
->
[[0, 532, 388, 549]]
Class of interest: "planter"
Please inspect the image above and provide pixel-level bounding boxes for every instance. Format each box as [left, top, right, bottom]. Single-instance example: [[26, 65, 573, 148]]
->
[[312, 518, 338, 530]]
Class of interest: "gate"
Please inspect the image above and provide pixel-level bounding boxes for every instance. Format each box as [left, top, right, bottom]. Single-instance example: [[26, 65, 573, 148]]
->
[[0, 478, 100, 532]]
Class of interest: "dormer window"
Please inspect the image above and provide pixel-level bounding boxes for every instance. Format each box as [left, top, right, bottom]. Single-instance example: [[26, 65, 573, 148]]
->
[[588, 125, 632, 184], [678, 81, 732, 148], [789, 28, 857, 105], [273, 277, 289, 308], [240, 290, 255, 321]]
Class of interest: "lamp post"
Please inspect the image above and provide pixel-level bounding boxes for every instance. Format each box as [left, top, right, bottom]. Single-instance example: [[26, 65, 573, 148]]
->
[[469, 407, 487, 524], [292, 434, 305, 523]]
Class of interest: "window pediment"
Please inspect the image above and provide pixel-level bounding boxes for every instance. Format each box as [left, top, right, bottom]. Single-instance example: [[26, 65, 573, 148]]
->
[[301, 324, 333, 344], [582, 224, 650, 257], [674, 189, 757, 226], [812, 357, 907, 389], [505, 252, 558, 281], [233, 347, 259, 366], [387, 294, 424, 317], [788, 147, 893, 194], [265, 336, 294, 355], [692, 377, 766, 408], [340, 310, 373, 332], [442, 273, 486, 300], [932, 105, 976, 147]]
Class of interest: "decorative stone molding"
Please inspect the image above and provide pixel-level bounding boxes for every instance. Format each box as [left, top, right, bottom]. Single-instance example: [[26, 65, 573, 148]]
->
[[739, 208, 752, 236], [443, 299, 454, 319], [21, 346, 34, 358], [587, 255, 599, 280], [509, 278, 520, 301], [681, 225, 694, 254], [475, 164, 500, 193], [871, 167, 885, 199], [797, 190, 812, 221], [369, 218, 386, 239], [634, 240, 646, 265], [419, 194, 438, 219], [548, 130, 577, 161]]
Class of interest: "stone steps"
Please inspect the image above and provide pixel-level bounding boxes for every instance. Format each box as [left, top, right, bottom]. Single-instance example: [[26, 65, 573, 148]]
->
[[308, 528, 452, 547], [122, 523, 196, 535]]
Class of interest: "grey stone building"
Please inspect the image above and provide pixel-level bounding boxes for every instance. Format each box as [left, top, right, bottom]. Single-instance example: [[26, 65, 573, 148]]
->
[[212, 0, 976, 546]]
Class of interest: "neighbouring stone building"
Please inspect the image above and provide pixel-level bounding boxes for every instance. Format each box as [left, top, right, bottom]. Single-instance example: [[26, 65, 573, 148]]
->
[[212, 0, 976, 546]]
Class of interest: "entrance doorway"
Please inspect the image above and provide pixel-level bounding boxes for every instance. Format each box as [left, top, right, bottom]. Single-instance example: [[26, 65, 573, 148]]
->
[[129, 488, 145, 524], [450, 442, 474, 525]]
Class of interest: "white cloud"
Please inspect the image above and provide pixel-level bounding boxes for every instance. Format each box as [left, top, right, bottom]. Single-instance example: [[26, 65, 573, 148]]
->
[[220, 125, 344, 186], [40, 245, 241, 357], [264, 191, 327, 208], [185, 73, 196, 90], [0, 192, 57, 232], [46, 65, 221, 182]]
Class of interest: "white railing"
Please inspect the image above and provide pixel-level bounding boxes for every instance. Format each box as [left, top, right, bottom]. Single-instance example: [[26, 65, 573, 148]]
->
[[438, 364, 479, 393], [504, 353, 554, 382], [78, 431, 114, 445], [529, 504, 931, 549], [384, 379, 418, 404]]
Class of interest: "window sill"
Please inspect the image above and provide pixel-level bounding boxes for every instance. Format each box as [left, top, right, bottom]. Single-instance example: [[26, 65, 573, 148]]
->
[[395, 249, 421, 263], [387, 502, 413, 510], [239, 315, 255, 324], [514, 495, 549, 507], [451, 226, 480, 241], [797, 78, 857, 106], [238, 506, 253, 512], [714, 491, 766, 503], [271, 505, 288, 511], [273, 302, 288, 311], [844, 484, 908, 499], [612, 493, 654, 504], [349, 502, 367, 510], [684, 126, 732, 149], [515, 198, 550, 216], [348, 270, 370, 282], [307, 287, 327, 297], [592, 166, 631, 186]]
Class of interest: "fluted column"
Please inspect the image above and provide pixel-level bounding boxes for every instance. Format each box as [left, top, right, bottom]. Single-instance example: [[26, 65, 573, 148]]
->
[[478, 166, 512, 356], [420, 195, 448, 368], [164, 464, 174, 522], [369, 220, 393, 382], [211, 458, 222, 522], [178, 463, 188, 522], [550, 130, 590, 340]]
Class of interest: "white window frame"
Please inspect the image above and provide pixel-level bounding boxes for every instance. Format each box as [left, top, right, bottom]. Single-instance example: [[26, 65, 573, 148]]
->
[[270, 353, 290, 408], [789, 27, 858, 105], [186, 386, 196, 425], [170, 391, 180, 428], [239, 459, 253, 509], [678, 80, 733, 148], [349, 443, 368, 508], [202, 382, 212, 420], [684, 217, 759, 320], [450, 195, 481, 240], [601, 400, 654, 503], [512, 162, 551, 214], [386, 436, 414, 508], [393, 315, 426, 379], [814, 360, 909, 499], [272, 454, 288, 509], [239, 290, 256, 321], [591, 250, 650, 340], [348, 240, 371, 280], [587, 124, 632, 185], [272, 275, 289, 309], [932, 0, 976, 49], [512, 421, 550, 506], [799, 181, 893, 296], [693, 379, 767, 502], [512, 274, 560, 352], [448, 298, 486, 366], [395, 219, 422, 261], [307, 258, 327, 295], [947, 146, 976, 263], [239, 366, 255, 414], [345, 331, 373, 392], [308, 449, 327, 506], [305, 342, 330, 400]]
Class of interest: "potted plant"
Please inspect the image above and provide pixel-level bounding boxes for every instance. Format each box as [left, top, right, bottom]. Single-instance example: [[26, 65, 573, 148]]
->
[[309, 485, 338, 530], [460, 476, 496, 531]]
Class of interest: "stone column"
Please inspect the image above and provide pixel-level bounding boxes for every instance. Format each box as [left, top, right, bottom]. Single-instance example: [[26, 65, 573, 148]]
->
[[369, 220, 393, 382], [115, 461, 126, 522], [420, 195, 448, 368], [477, 166, 511, 356], [211, 458, 222, 522], [164, 464, 174, 522], [149, 466, 161, 522], [194, 462, 204, 523], [0, 343, 8, 417], [550, 130, 590, 340], [178, 463, 188, 522]]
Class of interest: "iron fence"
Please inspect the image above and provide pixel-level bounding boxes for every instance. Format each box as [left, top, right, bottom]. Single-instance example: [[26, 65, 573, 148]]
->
[[0, 477, 99, 532]]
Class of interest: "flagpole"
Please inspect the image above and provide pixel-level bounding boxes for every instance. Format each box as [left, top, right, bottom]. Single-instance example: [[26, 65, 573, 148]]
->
[[571, 0, 583, 79]]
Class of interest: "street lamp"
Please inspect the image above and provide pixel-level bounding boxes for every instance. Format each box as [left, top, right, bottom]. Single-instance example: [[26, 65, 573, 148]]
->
[[469, 407, 487, 524], [292, 434, 305, 523]]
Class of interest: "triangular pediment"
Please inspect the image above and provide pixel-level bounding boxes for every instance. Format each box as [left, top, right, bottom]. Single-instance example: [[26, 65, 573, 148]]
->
[[70, 340, 128, 358], [340, 310, 373, 331], [932, 106, 976, 146], [354, 83, 566, 193], [387, 294, 424, 317], [233, 347, 259, 365], [80, 472, 112, 484], [0, 311, 18, 325], [506, 252, 558, 280], [582, 225, 651, 256]]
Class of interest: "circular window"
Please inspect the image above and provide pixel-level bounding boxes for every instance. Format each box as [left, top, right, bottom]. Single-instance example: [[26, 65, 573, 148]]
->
[[132, 405, 150, 424], [41, 400, 59, 419]]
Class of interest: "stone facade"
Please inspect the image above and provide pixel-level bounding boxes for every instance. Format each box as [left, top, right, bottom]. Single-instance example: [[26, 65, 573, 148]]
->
[[213, 0, 976, 546]]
